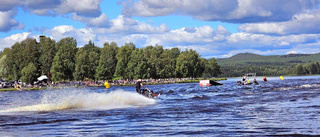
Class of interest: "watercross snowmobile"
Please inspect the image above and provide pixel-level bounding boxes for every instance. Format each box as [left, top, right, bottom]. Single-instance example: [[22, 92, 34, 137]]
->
[[142, 88, 160, 99]]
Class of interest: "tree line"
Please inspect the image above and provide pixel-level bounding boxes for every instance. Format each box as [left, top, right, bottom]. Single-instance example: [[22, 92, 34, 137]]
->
[[0, 36, 222, 84], [290, 62, 320, 75]]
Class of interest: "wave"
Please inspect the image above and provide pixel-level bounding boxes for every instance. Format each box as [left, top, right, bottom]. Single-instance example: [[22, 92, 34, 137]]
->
[[273, 84, 320, 91], [0, 89, 156, 113]]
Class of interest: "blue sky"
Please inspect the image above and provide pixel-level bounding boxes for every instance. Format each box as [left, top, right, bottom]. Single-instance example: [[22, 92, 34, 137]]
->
[[1, 0, 320, 58]]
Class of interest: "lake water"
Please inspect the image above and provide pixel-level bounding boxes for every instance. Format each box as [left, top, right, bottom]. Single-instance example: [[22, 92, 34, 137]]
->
[[0, 76, 320, 136]]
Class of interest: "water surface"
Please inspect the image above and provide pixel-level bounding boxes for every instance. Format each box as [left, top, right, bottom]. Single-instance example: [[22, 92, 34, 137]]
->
[[1, 76, 320, 136]]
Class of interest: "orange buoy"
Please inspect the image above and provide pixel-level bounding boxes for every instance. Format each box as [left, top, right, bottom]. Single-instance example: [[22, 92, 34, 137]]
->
[[263, 77, 267, 82]]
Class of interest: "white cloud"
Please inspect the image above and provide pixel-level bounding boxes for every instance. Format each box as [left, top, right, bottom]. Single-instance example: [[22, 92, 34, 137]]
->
[[0, 32, 34, 50], [0, 0, 102, 17], [72, 13, 111, 28], [23, 0, 102, 17], [141, 25, 320, 58], [0, 0, 103, 32], [121, 0, 320, 23], [175, 44, 222, 57], [97, 34, 147, 48], [120, 0, 181, 17], [238, 10, 320, 34], [57, 0, 102, 17], [44, 21, 167, 47], [216, 25, 230, 35], [0, 10, 24, 32], [37, 15, 170, 47], [92, 15, 169, 34], [289, 41, 320, 54], [238, 23, 286, 34], [3, 24, 320, 59], [226, 32, 274, 47], [0, 0, 21, 11], [46, 25, 96, 46], [225, 32, 320, 49], [145, 25, 216, 46]]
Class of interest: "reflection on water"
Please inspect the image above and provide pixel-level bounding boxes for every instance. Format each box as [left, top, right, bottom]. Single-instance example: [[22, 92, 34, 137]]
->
[[0, 76, 320, 136]]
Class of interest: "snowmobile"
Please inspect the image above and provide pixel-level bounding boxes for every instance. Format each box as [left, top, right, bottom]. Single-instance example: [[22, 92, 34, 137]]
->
[[141, 88, 160, 99]]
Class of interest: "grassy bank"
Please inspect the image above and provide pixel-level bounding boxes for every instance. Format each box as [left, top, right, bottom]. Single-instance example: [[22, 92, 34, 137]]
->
[[0, 87, 48, 92]]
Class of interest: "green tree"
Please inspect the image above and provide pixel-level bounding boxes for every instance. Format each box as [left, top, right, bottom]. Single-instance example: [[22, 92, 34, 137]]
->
[[143, 45, 164, 79], [0, 48, 10, 58], [169, 48, 180, 78], [5, 38, 39, 81], [176, 49, 202, 78], [0, 48, 11, 79], [21, 63, 38, 84], [305, 62, 318, 74], [207, 57, 222, 77], [188, 49, 202, 78], [4, 43, 19, 80], [96, 42, 119, 80], [159, 48, 180, 78], [159, 49, 171, 78], [135, 49, 148, 79], [81, 40, 101, 80], [23, 38, 40, 71], [295, 64, 305, 74], [87, 51, 100, 80], [176, 50, 189, 78], [74, 48, 89, 80], [0, 55, 7, 78], [127, 49, 148, 79], [200, 58, 209, 78], [83, 40, 101, 54], [316, 62, 320, 74], [126, 49, 139, 79], [39, 36, 57, 76], [51, 37, 77, 81], [115, 43, 135, 79], [126, 42, 136, 49]]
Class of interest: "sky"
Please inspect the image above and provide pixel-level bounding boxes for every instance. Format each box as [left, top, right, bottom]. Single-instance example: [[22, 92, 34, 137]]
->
[[1, 0, 320, 59]]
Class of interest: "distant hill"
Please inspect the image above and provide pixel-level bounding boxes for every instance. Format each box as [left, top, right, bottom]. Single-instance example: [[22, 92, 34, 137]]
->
[[217, 52, 320, 77], [227, 53, 264, 61]]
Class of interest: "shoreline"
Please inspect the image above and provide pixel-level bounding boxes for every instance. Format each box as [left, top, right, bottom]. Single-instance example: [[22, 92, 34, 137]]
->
[[0, 78, 227, 92]]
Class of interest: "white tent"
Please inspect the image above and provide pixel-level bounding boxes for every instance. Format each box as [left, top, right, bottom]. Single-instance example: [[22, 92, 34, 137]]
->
[[37, 75, 48, 81]]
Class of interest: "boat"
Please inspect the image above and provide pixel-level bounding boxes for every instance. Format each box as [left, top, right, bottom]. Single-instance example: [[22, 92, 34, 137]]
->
[[237, 73, 259, 85]]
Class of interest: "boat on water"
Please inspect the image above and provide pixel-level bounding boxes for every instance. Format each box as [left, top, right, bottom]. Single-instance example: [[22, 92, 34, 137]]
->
[[237, 73, 259, 85]]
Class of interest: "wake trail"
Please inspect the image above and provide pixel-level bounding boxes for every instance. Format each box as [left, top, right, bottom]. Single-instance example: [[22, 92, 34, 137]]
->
[[0, 89, 156, 113]]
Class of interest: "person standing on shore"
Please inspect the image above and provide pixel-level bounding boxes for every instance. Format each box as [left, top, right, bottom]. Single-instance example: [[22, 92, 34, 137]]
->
[[136, 79, 145, 94]]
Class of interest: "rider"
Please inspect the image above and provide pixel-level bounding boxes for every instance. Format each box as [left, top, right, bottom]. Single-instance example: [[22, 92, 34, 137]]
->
[[136, 79, 145, 94], [242, 76, 246, 82]]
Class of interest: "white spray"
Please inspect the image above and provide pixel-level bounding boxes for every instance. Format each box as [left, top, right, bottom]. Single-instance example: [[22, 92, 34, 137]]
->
[[0, 88, 156, 113]]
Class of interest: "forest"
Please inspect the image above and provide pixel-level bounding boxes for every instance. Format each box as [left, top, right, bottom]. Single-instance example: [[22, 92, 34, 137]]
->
[[0, 36, 221, 84], [217, 53, 320, 77]]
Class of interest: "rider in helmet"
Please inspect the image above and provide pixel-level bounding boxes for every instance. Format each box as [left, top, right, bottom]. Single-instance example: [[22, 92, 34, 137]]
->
[[136, 79, 145, 94]]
